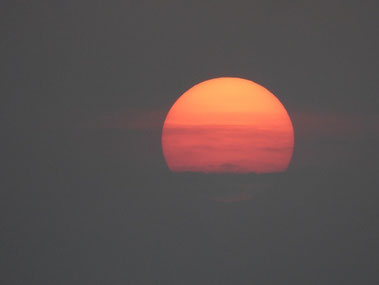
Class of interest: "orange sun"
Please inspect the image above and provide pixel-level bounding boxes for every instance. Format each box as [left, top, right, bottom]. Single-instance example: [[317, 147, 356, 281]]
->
[[162, 77, 294, 173]]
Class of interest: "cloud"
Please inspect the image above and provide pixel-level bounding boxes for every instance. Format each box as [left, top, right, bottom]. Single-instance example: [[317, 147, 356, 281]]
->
[[77, 108, 379, 173], [79, 109, 167, 130], [290, 111, 379, 171], [292, 112, 379, 139]]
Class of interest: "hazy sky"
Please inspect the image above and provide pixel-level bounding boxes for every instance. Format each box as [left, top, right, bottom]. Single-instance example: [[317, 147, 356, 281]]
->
[[2, 1, 379, 284]]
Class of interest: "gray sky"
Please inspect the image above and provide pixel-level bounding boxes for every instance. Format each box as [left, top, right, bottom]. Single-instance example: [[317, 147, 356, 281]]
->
[[2, 1, 379, 284]]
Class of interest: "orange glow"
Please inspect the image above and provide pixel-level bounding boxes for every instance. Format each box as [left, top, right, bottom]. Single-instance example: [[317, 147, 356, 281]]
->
[[162, 77, 294, 173]]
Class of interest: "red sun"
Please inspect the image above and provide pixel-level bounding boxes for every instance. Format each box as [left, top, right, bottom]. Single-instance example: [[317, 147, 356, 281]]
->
[[162, 77, 294, 173]]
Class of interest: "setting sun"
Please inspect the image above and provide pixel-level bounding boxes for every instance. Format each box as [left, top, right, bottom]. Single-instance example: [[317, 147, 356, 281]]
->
[[162, 77, 294, 173]]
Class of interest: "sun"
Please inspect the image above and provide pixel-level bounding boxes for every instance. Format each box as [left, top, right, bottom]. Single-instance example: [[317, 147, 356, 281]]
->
[[161, 77, 294, 173]]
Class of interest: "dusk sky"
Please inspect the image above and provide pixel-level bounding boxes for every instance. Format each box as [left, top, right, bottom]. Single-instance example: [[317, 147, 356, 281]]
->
[[2, 1, 379, 284]]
